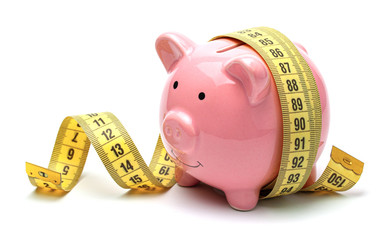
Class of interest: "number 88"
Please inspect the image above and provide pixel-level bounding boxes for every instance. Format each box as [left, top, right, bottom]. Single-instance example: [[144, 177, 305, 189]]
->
[[286, 79, 299, 91]]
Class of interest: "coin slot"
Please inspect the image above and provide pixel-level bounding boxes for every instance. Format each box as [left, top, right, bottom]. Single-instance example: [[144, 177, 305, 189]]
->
[[216, 42, 245, 53]]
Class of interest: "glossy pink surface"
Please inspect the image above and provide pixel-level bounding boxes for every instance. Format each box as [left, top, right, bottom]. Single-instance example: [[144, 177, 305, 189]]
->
[[156, 32, 330, 211]]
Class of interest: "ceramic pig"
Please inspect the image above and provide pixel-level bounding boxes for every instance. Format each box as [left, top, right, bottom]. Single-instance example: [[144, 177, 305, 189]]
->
[[156, 32, 329, 211]]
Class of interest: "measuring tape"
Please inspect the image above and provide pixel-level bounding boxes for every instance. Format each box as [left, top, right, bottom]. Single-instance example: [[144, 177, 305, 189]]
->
[[211, 27, 363, 197], [26, 27, 364, 201], [26, 112, 175, 191]]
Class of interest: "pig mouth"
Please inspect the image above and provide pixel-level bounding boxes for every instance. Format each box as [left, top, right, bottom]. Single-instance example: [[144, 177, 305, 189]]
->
[[171, 149, 203, 168]]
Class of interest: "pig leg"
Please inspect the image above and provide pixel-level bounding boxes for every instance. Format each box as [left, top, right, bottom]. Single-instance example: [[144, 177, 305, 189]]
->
[[175, 166, 200, 187], [224, 189, 260, 211]]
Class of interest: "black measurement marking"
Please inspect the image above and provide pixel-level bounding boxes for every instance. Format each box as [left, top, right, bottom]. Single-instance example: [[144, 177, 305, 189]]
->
[[294, 137, 305, 150], [129, 174, 142, 184], [101, 128, 115, 141], [111, 143, 124, 157], [286, 79, 299, 91], [291, 156, 304, 168], [279, 62, 291, 73], [291, 98, 303, 111], [294, 117, 306, 131], [71, 132, 79, 143], [287, 173, 300, 183], [120, 159, 134, 173], [158, 166, 170, 176], [327, 173, 346, 187], [63, 166, 70, 175], [67, 148, 75, 160], [93, 118, 106, 127]]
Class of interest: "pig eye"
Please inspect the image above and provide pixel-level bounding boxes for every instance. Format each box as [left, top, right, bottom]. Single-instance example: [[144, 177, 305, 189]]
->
[[173, 81, 178, 89], [198, 92, 205, 100]]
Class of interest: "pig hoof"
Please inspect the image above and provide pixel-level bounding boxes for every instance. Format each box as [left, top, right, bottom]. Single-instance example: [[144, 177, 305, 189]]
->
[[175, 167, 200, 187], [225, 189, 259, 211], [177, 178, 200, 187]]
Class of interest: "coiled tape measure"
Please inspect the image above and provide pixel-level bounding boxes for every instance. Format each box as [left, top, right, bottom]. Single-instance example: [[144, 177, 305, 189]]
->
[[26, 27, 364, 201]]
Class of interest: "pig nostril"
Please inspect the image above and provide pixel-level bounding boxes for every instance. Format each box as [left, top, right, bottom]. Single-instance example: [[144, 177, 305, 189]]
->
[[175, 128, 181, 139], [165, 126, 172, 136]]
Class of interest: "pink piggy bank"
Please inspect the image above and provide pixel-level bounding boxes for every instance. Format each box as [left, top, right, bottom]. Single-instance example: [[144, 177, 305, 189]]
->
[[156, 32, 329, 211]]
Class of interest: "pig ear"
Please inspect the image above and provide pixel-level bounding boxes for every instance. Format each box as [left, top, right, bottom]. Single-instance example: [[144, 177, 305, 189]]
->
[[224, 55, 271, 106], [155, 33, 196, 73], [293, 42, 308, 54]]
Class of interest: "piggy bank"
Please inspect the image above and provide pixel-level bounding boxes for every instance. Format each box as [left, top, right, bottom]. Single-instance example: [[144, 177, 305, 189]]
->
[[156, 32, 329, 210]]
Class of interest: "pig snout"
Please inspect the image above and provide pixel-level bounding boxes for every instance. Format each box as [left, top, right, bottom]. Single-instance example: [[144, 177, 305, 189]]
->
[[162, 111, 197, 153]]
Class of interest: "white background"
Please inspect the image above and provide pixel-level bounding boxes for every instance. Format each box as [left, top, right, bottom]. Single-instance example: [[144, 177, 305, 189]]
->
[[0, 0, 385, 239]]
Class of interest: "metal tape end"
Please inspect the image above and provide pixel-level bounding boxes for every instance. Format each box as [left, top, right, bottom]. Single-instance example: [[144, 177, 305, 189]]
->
[[331, 146, 364, 175], [26, 162, 62, 185]]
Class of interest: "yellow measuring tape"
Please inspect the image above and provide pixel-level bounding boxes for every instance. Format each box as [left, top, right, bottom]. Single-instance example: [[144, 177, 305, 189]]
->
[[26, 27, 364, 200], [211, 27, 363, 197], [26, 113, 175, 191]]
